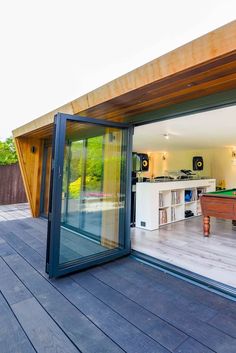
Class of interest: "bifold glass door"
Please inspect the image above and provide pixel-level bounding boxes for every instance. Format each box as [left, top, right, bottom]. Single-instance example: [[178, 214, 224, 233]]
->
[[46, 113, 132, 278]]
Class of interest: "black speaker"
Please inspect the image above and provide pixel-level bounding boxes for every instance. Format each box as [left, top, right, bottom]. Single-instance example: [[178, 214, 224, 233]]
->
[[139, 153, 149, 172], [193, 156, 204, 171]]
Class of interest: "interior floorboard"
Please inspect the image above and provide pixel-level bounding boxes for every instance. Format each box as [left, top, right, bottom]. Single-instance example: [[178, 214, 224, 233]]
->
[[131, 217, 236, 288]]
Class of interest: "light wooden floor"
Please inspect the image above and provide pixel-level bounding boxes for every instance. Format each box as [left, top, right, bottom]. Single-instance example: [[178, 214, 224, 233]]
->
[[131, 217, 236, 288]]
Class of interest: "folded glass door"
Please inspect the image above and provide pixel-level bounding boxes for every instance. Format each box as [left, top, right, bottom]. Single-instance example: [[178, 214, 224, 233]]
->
[[46, 113, 132, 278]]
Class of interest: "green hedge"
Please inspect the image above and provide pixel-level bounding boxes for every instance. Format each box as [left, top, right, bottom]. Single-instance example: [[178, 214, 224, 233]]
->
[[0, 137, 18, 166]]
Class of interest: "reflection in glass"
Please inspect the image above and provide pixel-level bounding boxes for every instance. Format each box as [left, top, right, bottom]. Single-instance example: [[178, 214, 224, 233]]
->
[[59, 121, 127, 265]]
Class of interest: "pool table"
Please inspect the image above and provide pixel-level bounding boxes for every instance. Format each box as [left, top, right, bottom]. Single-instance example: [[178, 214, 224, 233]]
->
[[200, 189, 236, 236]]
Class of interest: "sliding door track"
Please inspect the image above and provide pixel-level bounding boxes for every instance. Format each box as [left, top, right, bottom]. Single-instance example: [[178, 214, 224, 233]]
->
[[131, 250, 236, 302]]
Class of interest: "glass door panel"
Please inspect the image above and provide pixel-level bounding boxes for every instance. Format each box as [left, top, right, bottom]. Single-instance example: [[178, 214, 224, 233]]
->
[[46, 114, 132, 278]]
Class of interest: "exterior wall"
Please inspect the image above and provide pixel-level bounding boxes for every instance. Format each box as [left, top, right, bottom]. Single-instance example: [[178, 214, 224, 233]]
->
[[14, 137, 44, 217]]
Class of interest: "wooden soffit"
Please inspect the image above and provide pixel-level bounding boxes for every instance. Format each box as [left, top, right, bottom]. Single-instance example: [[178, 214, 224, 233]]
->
[[13, 20, 236, 138]]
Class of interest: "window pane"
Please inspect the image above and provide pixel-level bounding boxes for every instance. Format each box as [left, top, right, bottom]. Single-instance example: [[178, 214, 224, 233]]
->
[[58, 121, 127, 265]]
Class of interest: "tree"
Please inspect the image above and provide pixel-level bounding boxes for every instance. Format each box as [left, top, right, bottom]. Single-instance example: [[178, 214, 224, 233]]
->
[[0, 137, 18, 165]]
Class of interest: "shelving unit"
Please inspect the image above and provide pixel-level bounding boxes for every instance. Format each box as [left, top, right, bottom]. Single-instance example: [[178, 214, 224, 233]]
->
[[136, 179, 216, 230]]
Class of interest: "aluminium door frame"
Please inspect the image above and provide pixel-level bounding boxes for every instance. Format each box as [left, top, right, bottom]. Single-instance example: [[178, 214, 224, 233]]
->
[[46, 113, 133, 278]]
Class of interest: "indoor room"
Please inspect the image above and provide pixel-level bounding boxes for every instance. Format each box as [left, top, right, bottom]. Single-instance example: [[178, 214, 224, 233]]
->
[[131, 104, 236, 288]]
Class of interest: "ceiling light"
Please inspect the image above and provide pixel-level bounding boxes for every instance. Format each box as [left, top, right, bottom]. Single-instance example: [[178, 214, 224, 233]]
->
[[163, 133, 169, 140]]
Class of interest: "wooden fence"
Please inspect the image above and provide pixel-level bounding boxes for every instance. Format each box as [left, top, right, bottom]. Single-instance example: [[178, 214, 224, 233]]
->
[[0, 163, 27, 205]]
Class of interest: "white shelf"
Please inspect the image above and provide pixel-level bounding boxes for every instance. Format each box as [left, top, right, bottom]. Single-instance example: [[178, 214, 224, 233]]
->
[[159, 222, 170, 226], [135, 179, 216, 231]]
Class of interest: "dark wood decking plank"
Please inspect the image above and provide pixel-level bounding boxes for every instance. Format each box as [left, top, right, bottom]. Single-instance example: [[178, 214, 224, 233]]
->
[[12, 297, 80, 353], [0, 250, 81, 353], [3, 253, 125, 353], [0, 256, 32, 305], [0, 227, 172, 353], [88, 265, 236, 353], [209, 313, 236, 339], [4, 253, 170, 353], [0, 241, 16, 257], [53, 276, 172, 353], [173, 338, 214, 353], [90, 263, 217, 322], [70, 271, 187, 352], [0, 292, 35, 353], [1, 221, 46, 255], [0, 230, 46, 275], [2, 214, 236, 353], [104, 257, 236, 316]]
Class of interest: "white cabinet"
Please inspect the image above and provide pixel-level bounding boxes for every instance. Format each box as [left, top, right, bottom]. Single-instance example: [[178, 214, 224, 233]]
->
[[135, 179, 216, 230]]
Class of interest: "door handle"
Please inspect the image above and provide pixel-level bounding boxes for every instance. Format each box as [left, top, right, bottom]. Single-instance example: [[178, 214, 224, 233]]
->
[[58, 166, 62, 178]]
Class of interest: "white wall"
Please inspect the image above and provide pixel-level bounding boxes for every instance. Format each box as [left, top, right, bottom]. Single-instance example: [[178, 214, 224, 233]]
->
[[140, 147, 236, 189], [211, 148, 236, 189], [141, 149, 213, 179]]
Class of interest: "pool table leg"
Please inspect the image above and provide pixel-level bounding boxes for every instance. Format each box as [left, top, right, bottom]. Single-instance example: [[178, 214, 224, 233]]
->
[[232, 220, 236, 230], [203, 216, 210, 237]]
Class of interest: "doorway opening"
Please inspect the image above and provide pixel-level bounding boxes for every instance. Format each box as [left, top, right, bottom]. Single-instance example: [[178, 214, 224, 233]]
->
[[131, 104, 236, 289]]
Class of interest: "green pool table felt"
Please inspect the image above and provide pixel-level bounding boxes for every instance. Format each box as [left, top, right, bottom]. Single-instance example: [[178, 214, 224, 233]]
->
[[207, 189, 236, 197]]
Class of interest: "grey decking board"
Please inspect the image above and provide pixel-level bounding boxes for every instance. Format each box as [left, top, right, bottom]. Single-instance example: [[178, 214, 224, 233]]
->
[[3, 254, 125, 353], [90, 264, 217, 322], [3, 225, 236, 353], [0, 223, 125, 352], [1, 222, 173, 352], [1, 205, 236, 352], [0, 241, 16, 257], [12, 297, 80, 353], [0, 292, 36, 353], [51, 277, 171, 353], [71, 271, 187, 351], [0, 256, 32, 305], [0, 230, 46, 276], [0, 221, 46, 253], [88, 266, 236, 352], [4, 253, 170, 353], [209, 313, 236, 339], [104, 256, 236, 316], [173, 338, 214, 353]]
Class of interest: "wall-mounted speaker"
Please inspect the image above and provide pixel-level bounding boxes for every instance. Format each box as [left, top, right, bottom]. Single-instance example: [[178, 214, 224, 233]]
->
[[139, 153, 149, 172], [132, 153, 149, 172], [193, 156, 204, 171]]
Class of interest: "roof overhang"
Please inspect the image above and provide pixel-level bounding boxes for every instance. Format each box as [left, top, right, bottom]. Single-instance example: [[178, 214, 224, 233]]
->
[[13, 20, 236, 138]]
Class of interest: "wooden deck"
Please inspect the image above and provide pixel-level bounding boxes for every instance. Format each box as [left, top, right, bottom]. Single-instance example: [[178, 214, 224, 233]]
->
[[0, 204, 236, 352]]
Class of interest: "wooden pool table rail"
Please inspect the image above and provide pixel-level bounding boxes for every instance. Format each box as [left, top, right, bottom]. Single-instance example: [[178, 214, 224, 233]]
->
[[200, 194, 236, 236]]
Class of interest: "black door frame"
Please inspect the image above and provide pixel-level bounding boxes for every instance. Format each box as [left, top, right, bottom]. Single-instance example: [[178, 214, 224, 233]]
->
[[46, 113, 133, 278]]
